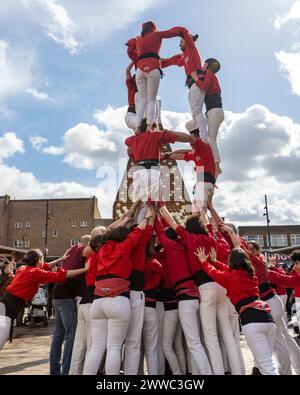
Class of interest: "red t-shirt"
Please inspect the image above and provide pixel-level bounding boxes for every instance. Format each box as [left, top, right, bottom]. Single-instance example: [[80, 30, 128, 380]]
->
[[125, 130, 177, 162], [184, 138, 215, 181], [175, 225, 216, 276], [126, 77, 137, 107], [269, 266, 287, 296], [155, 218, 197, 291], [143, 257, 163, 291], [97, 228, 143, 279], [134, 27, 184, 72], [131, 225, 153, 272], [200, 259, 260, 306], [85, 253, 98, 287], [195, 70, 221, 95], [269, 270, 300, 297], [161, 28, 202, 76], [6, 265, 66, 302], [61, 244, 85, 270]]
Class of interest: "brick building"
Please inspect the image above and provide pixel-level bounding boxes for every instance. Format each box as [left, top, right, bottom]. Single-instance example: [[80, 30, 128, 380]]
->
[[238, 225, 300, 251], [0, 195, 102, 258]]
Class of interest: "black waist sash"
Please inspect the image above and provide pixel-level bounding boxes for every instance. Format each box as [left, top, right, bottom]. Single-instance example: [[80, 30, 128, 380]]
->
[[186, 69, 204, 89], [138, 52, 160, 61]]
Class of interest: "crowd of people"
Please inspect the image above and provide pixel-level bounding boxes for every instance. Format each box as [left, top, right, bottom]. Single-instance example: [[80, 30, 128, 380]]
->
[[0, 20, 300, 376]]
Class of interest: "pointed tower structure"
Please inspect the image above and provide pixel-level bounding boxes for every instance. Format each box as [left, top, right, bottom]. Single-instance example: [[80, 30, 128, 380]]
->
[[113, 104, 191, 224]]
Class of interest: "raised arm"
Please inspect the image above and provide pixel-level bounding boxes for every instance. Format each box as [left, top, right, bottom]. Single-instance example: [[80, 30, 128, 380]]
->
[[159, 205, 178, 231], [158, 26, 187, 39], [161, 54, 184, 69]]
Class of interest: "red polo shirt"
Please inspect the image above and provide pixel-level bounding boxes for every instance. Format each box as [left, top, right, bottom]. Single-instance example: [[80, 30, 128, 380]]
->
[[125, 130, 177, 162], [131, 225, 153, 272], [155, 218, 197, 293], [6, 265, 66, 302], [133, 27, 184, 72], [175, 225, 216, 276], [160, 28, 202, 76], [184, 138, 215, 182], [195, 70, 221, 95], [269, 266, 287, 296], [97, 228, 143, 279], [200, 259, 260, 306], [269, 270, 300, 297], [126, 77, 137, 108]]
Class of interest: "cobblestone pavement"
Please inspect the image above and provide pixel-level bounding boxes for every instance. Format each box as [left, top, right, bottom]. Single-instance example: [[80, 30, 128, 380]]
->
[[0, 319, 298, 375]]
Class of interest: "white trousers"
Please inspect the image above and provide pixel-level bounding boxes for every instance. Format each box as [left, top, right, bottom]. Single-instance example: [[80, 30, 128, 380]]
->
[[199, 282, 243, 375], [136, 68, 161, 127], [0, 302, 11, 351], [242, 322, 278, 375], [188, 84, 207, 141], [178, 299, 212, 375], [268, 295, 293, 375], [69, 303, 92, 375], [124, 290, 145, 375], [192, 182, 214, 212], [83, 296, 131, 375], [275, 294, 300, 374], [156, 301, 165, 375], [125, 111, 137, 131], [162, 309, 182, 375], [207, 108, 224, 163], [143, 306, 159, 375], [174, 323, 186, 374], [227, 300, 246, 374], [132, 168, 161, 203], [296, 297, 300, 330]]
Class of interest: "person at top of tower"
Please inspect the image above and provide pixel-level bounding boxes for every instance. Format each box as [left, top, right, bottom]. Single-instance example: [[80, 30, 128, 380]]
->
[[160, 30, 207, 141], [127, 22, 186, 133]]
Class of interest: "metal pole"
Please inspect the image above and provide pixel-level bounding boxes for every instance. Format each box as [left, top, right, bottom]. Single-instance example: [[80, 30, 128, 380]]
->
[[264, 194, 271, 251], [44, 200, 49, 261]]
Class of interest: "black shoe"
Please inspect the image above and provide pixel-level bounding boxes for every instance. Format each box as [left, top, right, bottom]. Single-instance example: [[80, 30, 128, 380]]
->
[[225, 371, 232, 375], [252, 367, 262, 375]]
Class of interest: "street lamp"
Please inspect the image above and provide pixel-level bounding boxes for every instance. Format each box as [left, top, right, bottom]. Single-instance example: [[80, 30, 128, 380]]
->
[[44, 200, 51, 261], [263, 194, 271, 252]]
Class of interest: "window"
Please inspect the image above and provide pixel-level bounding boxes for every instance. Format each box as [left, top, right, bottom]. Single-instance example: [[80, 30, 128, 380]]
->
[[70, 239, 80, 247], [269, 234, 288, 247], [53, 229, 58, 238], [80, 220, 87, 228], [25, 222, 31, 229], [42, 230, 46, 238], [71, 221, 76, 228], [243, 235, 264, 247], [291, 234, 300, 246], [14, 240, 24, 248], [24, 240, 30, 248], [15, 222, 22, 229]]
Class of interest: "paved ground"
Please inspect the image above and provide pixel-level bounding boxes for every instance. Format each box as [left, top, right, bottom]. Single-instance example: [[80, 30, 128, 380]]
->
[[0, 319, 298, 375]]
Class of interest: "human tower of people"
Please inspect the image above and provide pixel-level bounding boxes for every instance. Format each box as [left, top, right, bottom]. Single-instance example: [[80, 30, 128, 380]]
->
[[1, 21, 300, 377]]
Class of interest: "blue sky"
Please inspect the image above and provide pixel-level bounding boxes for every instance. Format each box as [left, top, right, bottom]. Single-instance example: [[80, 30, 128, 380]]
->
[[0, 0, 300, 224]]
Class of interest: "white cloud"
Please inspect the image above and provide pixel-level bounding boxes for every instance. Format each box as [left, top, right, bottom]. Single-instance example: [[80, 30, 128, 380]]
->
[[0, 132, 24, 160], [26, 87, 53, 101], [0, 42, 34, 104], [276, 49, 300, 95], [21, 0, 161, 53], [30, 135, 48, 151], [22, 0, 80, 53], [274, 0, 300, 30], [5, 100, 300, 224]]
